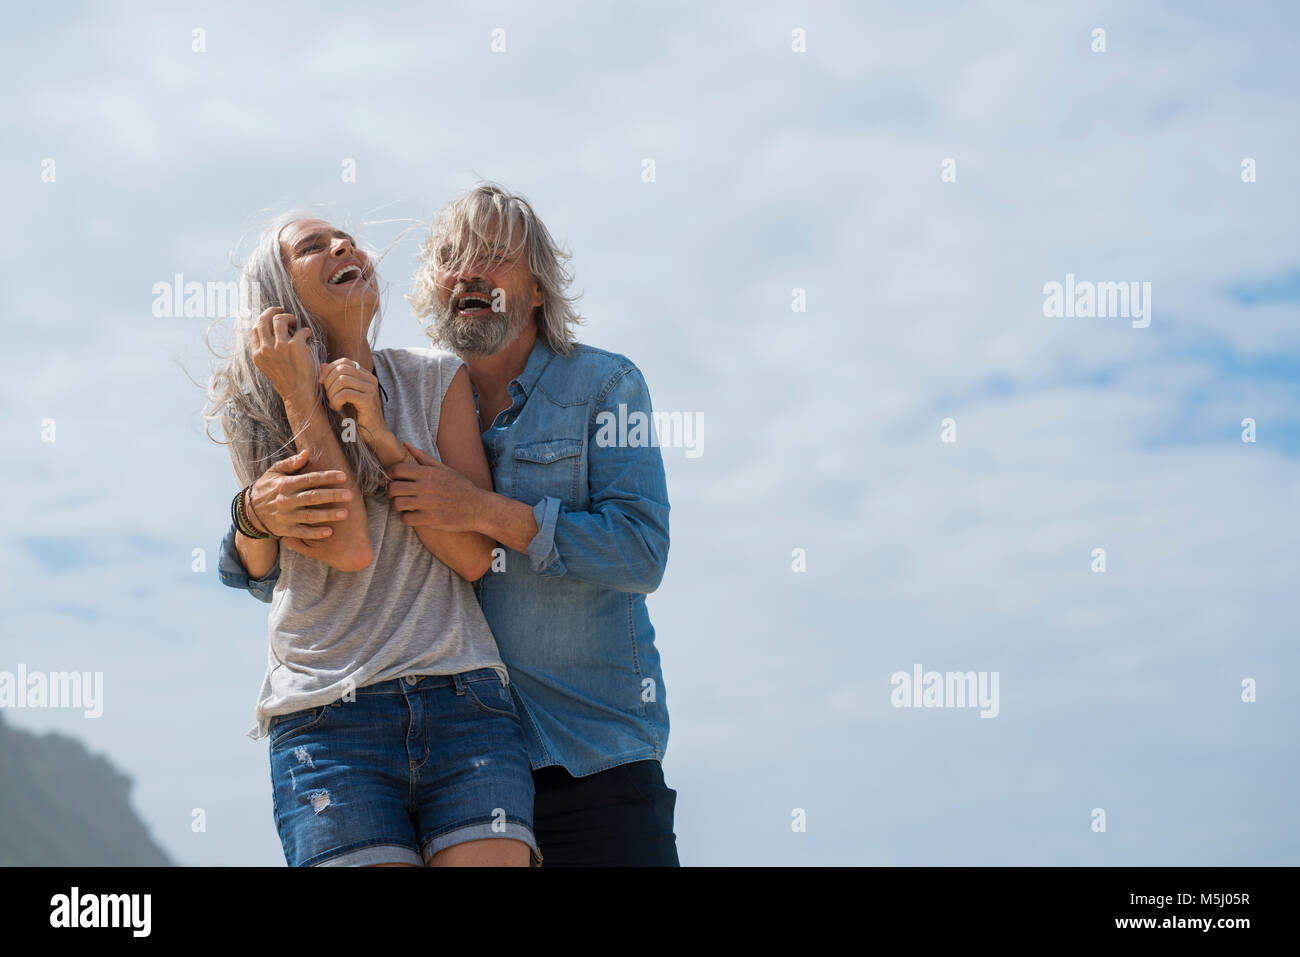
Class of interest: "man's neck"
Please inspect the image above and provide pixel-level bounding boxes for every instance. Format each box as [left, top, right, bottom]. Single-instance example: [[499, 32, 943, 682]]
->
[[463, 322, 538, 397]]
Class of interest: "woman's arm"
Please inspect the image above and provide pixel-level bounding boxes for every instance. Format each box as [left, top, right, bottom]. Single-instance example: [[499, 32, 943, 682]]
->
[[323, 360, 495, 581], [252, 308, 373, 572], [235, 448, 356, 578], [386, 364, 669, 593], [415, 367, 497, 580]]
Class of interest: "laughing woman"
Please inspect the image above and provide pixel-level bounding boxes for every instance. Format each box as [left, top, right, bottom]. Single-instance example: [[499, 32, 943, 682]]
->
[[205, 213, 538, 867]]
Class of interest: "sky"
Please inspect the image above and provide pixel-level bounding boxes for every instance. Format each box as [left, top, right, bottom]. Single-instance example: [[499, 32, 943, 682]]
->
[[1, 0, 1297, 866]]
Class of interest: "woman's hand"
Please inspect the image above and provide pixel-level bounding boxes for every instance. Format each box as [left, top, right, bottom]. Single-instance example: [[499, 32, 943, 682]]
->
[[249, 306, 318, 406], [320, 357, 388, 448], [245, 448, 354, 541]]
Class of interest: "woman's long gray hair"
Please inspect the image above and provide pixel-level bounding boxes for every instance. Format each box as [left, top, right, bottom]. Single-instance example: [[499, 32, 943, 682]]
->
[[204, 211, 388, 496]]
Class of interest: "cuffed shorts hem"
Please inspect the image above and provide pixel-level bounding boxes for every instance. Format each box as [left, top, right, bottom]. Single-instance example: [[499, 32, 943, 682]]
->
[[423, 822, 542, 866], [315, 841, 422, 867]]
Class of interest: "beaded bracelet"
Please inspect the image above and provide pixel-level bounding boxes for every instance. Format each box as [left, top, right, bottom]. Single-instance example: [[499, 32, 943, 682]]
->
[[233, 486, 272, 540], [231, 487, 255, 538]]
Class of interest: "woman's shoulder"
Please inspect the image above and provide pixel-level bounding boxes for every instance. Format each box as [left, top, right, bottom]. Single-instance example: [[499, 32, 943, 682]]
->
[[374, 346, 464, 382]]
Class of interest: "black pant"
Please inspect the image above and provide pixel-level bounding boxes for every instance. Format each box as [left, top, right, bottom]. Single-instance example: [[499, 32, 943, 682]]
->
[[532, 760, 680, 866]]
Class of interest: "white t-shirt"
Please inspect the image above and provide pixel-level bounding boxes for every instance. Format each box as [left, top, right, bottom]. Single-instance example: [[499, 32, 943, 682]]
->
[[249, 347, 507, 740]]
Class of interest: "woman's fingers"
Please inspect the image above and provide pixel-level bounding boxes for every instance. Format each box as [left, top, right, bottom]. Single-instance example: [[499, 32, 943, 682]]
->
[[319, 362, 374, 401], [320, 365, 376, 397], [255, 307, 280, 342], [327, 388, 369, 412], [272, 312, 295, 343], [253, 306, 279, 337], [250, 307, 277, 353]]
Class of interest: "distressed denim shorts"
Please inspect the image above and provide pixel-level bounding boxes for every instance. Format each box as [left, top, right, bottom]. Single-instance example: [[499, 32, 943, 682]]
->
[[268, 669, 540, 866]]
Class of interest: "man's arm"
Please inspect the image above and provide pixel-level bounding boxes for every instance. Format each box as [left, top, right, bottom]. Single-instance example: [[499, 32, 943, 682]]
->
[[497, 366, 669, 593], [218, 447, 354, 597], [391, 365, 670, 594], [219, 522, 279, 603]]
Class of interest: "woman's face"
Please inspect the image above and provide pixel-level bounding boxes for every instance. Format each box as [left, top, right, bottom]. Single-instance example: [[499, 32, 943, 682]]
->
[[278, 218, 379, 335]]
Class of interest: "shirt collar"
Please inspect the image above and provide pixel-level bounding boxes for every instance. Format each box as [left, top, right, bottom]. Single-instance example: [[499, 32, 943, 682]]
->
[[511, 335, 557, 398]]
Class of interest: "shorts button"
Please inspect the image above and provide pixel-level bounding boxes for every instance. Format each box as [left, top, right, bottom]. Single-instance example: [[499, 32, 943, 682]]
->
[[406, 675, 418, 686]]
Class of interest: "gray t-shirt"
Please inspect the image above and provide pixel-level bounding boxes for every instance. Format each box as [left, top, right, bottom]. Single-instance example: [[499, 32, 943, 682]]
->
[[248, 347, 507, 740]]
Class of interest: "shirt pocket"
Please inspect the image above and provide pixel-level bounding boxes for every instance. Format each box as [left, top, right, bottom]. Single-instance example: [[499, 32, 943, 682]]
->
[[512, 437, 584, 508]]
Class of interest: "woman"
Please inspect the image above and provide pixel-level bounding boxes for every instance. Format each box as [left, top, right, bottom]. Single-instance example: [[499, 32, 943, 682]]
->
[[206, 213, 538, 866]]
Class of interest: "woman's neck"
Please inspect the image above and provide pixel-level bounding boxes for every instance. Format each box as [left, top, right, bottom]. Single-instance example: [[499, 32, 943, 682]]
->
[[324, 331, 375, 374]]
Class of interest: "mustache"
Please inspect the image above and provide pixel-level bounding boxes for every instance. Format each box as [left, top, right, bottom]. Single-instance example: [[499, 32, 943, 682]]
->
[[451, 283, 493, 301]]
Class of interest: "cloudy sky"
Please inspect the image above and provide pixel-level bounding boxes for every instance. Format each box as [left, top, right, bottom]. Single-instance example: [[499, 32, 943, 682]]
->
[[2, 0, 1297, 865]]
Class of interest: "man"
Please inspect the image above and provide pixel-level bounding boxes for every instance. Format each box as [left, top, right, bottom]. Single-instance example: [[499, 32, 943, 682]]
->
[[219, 182, 679, 866]]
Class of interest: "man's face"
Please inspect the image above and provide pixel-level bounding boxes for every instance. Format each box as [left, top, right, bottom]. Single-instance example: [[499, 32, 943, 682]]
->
[[430, 222, 543, 357]]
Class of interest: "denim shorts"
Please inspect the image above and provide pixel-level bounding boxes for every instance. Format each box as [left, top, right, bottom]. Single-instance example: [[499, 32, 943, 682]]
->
[[268, 669, 540, 866]]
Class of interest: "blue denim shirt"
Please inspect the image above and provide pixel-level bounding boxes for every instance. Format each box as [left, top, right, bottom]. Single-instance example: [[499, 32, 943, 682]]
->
[[219, 338, 671, 776]]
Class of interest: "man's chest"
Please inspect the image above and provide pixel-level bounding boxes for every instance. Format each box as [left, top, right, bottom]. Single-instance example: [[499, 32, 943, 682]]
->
[[480, 396, 592, 510]]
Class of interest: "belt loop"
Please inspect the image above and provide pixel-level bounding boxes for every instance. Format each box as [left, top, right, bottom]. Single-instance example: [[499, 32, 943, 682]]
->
[[452, 672, 466, 696]]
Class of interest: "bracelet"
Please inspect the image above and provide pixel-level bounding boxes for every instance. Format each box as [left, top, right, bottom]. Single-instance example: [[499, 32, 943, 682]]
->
[[233, 486, 272, 539], [244, 485, 277, 539], [230, 488, 246, 536], [233, 487, 260, 538]]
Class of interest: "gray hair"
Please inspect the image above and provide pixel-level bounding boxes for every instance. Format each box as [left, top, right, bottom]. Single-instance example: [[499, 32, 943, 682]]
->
[[407, 182, 583, 355], [204, 211, 389, 496]]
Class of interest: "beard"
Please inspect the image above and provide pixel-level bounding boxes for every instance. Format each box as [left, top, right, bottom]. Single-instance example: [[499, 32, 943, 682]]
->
[[431, 285, 531, 357]]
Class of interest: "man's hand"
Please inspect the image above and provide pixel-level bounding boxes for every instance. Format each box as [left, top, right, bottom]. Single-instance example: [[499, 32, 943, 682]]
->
[[249, 306, 318, 406], [386, 442, 485, 533], [320, 357, 387, 446], [246, 448, 353, 540]]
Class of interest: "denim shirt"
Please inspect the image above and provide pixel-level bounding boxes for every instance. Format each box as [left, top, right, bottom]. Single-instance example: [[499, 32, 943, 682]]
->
[[219, 338, 671, 776]]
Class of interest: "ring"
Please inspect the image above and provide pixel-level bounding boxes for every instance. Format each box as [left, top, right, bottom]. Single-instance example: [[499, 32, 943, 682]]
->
[[353, 361, 360, 370]]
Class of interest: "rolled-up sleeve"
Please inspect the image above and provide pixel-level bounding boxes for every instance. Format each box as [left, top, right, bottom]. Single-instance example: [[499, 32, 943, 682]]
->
[[527, 367, 670, 593], [527, 496, 564, 574], [218, 522, 280, 603]]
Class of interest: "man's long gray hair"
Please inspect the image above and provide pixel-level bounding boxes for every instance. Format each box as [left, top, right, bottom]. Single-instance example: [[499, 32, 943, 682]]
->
[[204, 211, 389, 496], [407, 182, 583, 354]]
